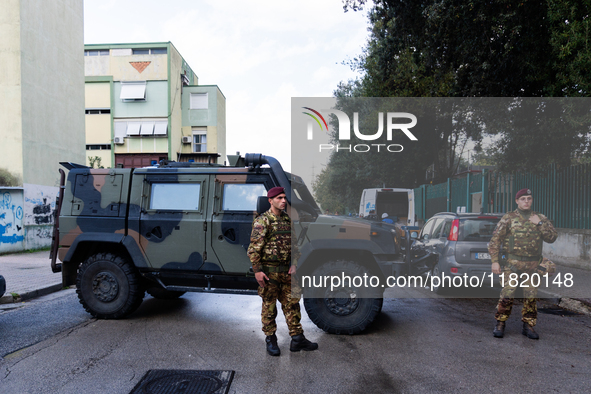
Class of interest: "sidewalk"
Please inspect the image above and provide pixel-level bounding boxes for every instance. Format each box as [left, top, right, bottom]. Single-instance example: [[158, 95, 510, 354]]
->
[[0, 250, 63, 304], [1, 250, 590, 315]]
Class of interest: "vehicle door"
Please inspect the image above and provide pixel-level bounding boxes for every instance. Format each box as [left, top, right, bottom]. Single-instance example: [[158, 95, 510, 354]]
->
[[138, 173, 210, 271], [429, 218, 448, 256], [421, 218, 444, 255], [209, 174, 271, 273]]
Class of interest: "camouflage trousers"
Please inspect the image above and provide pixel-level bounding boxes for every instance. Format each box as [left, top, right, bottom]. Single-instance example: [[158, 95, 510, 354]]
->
[[495, 260, 539, 326], [258, 271, 303, 337]]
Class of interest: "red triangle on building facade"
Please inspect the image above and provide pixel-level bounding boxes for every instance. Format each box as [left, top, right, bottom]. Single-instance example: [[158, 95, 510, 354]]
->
[[130, 61, 151, 73]]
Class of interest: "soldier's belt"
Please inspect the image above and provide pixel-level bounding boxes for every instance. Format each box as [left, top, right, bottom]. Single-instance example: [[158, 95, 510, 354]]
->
[[262, 265, 289, 273], [508, 254, 542, 261]]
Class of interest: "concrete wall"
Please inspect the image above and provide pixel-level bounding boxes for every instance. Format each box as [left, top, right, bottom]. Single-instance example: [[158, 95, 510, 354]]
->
[[1, 0, 83, 252], [23, 183, 56, 249], [113, 81, 168, 117], [85, 50, 168, 81], [0, 188, 25, 253], [85, 81, 111, 108], [0, 184, 56, 253], [20, 0, 85, 187], [544, 228, 591, 270], [0, 0, 24, 182], [169, 44, 183, 160], [216, 88, 226, 163]]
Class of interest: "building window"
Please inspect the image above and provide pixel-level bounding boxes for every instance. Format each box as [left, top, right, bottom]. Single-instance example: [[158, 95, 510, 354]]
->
[[154, 121, 168, 136], [140, 122, 155, 136], [127, 122, 142, 136], [116, 119, 168, 137], [86, 144, 111, 150], [193, 128, 207, 152], [85, 50, 109, 56], [120, 81, 147, 101], [85, 108, 111, 114], [132, 48, 167, 55], [111, 48, 132, 56], [190, 93, 208, 109]]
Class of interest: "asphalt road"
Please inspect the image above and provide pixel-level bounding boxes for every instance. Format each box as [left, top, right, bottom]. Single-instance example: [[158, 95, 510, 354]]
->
[[0, 289, 91, 358], [1, 288, 590, 393]]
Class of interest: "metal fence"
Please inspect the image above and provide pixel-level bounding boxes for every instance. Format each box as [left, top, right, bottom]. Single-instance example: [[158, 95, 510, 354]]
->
[[414, 163, 591, 229]]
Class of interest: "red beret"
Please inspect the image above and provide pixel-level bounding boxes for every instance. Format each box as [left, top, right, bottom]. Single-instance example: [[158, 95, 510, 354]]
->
[[515, 188, 532, 199], [267, 187, 285, 198]]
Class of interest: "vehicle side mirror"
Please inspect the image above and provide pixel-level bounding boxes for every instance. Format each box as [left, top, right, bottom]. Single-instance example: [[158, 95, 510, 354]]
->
[[423, 234, 430, 241], [410, 232, 418, 239]]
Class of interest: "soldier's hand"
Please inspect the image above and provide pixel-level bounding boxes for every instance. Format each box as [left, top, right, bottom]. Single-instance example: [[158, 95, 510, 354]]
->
[[529, 214, 540, 225], [492, 262, 501, 275], [288, 265, 296, 275], [255, 271, 269, 288]]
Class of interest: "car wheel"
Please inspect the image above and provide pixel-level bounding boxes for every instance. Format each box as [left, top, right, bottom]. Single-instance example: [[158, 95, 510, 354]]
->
[[430, 263, 448, 295], [76, 253, 145, 319], [147, 287, 186, 300], [303, 260, 383, 335]]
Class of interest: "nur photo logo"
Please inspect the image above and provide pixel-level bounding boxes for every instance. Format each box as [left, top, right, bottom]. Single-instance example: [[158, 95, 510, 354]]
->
[[301, 107, 418, 153]]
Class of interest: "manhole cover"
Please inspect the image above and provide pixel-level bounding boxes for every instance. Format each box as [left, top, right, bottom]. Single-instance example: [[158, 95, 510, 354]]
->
[[130, 370, 235, 394]]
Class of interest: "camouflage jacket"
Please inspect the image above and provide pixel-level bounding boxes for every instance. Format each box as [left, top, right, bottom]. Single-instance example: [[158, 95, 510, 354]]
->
[[247, 209, 299, 273], [488, 209, 558, 265]]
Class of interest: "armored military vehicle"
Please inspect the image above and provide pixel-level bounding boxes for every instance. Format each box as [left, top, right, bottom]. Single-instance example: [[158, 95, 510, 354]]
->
[[50, 154, 434, 334]]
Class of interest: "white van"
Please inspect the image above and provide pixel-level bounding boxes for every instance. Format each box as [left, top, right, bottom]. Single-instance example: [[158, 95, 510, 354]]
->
[[359, 188, 417, 226]]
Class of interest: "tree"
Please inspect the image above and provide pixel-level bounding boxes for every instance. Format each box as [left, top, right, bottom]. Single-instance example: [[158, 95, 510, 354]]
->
[[88, 156, 104, 169], [0, 168, 20, 186], [310, 1, 591, 210]]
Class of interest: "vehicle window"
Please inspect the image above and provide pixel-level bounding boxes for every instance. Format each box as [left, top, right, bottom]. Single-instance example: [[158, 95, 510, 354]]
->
[[150, 183, 201, 210], [420, 219, 435, 238], [459, 218, 500, 242], [441, 220, 452, 238], [431, 218, 445, 238], [223, 184, 267, 211]]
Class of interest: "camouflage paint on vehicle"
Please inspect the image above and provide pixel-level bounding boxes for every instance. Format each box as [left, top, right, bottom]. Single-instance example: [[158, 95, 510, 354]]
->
[[51, 154, 432, 333]]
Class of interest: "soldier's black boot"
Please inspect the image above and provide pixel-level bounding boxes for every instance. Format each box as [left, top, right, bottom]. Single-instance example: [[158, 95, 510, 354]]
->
[[522, 322, 539, 340], [290, 334, 318, 352], [493, 320, 505, 338], [265, 334, 280, 356]]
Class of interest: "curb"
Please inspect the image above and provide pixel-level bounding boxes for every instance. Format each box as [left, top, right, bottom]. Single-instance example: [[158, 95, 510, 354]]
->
[[0, 283, 64, 305], [538, 289, 591, 316], [558, 298, 591, 316]]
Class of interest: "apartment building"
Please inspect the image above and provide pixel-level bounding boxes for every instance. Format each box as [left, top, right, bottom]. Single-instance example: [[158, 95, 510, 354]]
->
[[0, 0, 84, 252], [84, 42, 226, 168]]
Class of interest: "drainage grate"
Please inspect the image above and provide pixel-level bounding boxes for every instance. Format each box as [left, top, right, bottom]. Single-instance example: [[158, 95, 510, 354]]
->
[[130, 370, 235, 394]]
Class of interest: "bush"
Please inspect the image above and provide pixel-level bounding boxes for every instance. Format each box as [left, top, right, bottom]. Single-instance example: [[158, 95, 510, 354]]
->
[[0, 168, 20, 186]]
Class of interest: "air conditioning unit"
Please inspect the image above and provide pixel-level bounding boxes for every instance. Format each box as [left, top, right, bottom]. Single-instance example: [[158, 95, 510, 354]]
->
[[114, 136, 124, 145], [181, 136, 192, 144]]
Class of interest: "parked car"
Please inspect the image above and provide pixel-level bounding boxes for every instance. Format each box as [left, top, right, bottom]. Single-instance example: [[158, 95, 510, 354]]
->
[[416, 212, 503, 294], [0, 274, 6, 298]]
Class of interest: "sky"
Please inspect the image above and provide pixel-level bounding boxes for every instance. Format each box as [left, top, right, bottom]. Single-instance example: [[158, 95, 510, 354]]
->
[[83, 0, 370, 176]]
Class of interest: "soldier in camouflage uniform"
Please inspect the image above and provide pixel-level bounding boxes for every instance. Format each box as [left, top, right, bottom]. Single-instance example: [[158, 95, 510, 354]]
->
[[489, 188, 558, 339], [247, 186, 318, 356]]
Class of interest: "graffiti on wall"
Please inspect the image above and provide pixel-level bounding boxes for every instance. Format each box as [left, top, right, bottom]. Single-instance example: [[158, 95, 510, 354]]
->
[[23, 183, 57, 227], [0, 190, 25, 245]]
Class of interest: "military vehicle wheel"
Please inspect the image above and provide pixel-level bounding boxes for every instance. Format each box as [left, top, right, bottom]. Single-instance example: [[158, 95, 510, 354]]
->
[[76, 253, 145, 319], [303, 260, 383, 335], [147, 287, 186, 300]]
